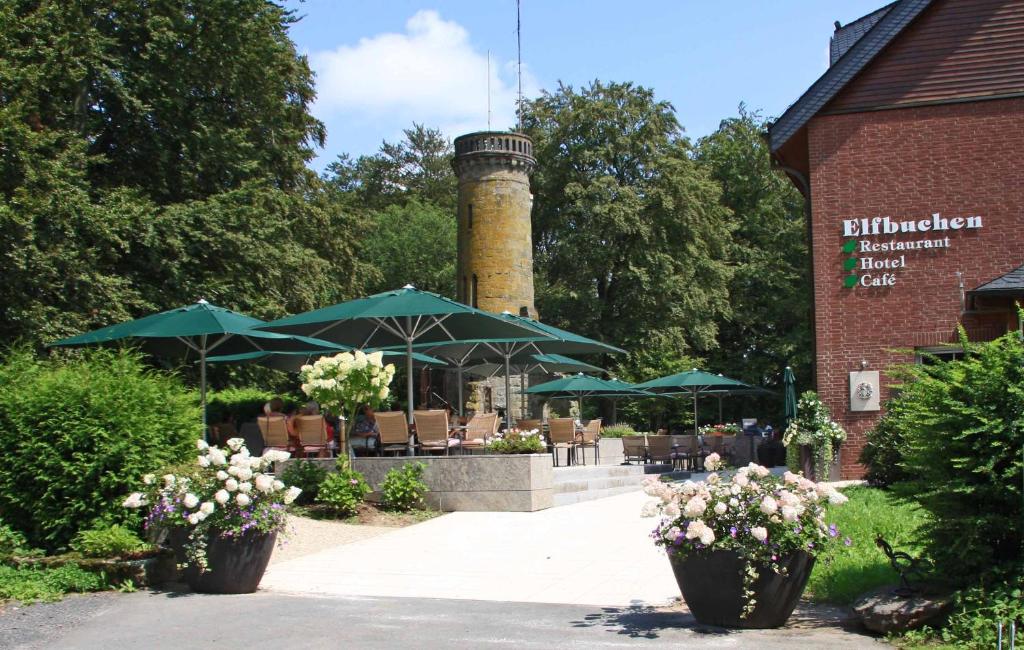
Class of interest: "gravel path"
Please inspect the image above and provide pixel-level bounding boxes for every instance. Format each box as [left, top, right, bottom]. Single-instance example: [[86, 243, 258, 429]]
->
[[269, 514, 393, 565]]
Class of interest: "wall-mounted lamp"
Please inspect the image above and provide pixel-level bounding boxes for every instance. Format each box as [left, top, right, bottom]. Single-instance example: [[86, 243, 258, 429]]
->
[[860, 360, 869, 369]]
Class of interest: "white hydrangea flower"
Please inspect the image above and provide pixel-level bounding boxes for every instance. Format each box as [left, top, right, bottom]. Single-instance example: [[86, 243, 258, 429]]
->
[[714, 502, 728, 515], [200, 502, 215, 515], [236, 493, 251, 507], [238, 482, 252, 494], [214, 490, 230, 504], [197, 455, 210, 468], [683, 496, 707, 518], [225, 478, 239, 492], [188, 513, 201, 525], [685, 520, 716, 545], [760, 496, 778, 515], [122, 492, 146, 508], [207, 449, 227, 466], [283, 486, 302, 505], [163, 474, 176, 487], [273, 480, 285, 491], [142, 474, 155, 485], [216, 470, 229, 481], [226, 438, 245, 452], [729, 498, 739, 508], [781, 505, 800, 522], [183, 493, 200, 509], [236, 468, 253, 481], [704, 453, 722, 471], [751, 526, 768, 542], [664, 502, 680, 518], [196, 439, 209, 451], [640, 500, 660, 518], [255, 475, 274, 493]]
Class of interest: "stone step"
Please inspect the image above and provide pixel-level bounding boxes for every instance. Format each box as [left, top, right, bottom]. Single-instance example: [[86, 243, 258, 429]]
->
[[553, 475, 648, 494], [553, 484, 646, 507], [552, 464, 645, 482]]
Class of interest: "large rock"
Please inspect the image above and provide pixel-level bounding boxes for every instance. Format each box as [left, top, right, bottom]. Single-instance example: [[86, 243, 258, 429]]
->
[[852, 585, 952, 634]]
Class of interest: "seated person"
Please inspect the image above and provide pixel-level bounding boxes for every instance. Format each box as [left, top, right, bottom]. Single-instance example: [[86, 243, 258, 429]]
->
[[348, 404, 380, 456]]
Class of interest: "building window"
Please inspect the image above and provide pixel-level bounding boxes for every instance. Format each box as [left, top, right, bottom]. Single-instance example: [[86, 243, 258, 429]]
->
[[472, 274, 479, 308], [915, 346, 965, 365], [467, 203, 473, 230]]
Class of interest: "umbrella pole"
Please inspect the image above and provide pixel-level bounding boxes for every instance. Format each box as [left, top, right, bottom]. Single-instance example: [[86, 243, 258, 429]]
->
[[504, 354, 513, 430], [520, 369, 527, 419], [718, 396, 723, 423], [406, 329, 416, 456], [457, 364, 464, 418], [200, 339, 208, 442]]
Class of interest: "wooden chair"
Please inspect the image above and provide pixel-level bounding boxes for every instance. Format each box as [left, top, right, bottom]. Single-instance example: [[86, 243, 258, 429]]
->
[[257, 415, 291, 455], [414, 410, 459, 455], [461, 412, 499, 452], [576, 418, 602, 465], [516, 418, 542, 433], [669, 434, 698, 470], [622, 435, 647, 465], [292, 415, 330, 458], [548, 418, 578, 466], [376, 411, 410, 456], [647, 435, 674, 465]]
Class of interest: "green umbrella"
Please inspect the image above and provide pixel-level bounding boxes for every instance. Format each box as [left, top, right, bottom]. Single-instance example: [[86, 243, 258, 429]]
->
[[783, 366, 798, 426], [205, 349, 447, 373], [49, 300, 343, 432], [525, 373, 651, 420], [259, 286, 554, 451], [634, 368, 749, 434], [419, 313, 624, 428], [463, 353, 606, 419]]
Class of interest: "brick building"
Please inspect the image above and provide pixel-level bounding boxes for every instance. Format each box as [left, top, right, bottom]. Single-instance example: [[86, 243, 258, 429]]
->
[[769, 0, 1024, 478]]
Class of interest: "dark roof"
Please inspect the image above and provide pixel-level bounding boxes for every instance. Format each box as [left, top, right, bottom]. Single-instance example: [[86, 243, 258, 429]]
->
[[972, 263, 1024, 295], [830, 4, 895, 65], [769, 0, 934, 153]]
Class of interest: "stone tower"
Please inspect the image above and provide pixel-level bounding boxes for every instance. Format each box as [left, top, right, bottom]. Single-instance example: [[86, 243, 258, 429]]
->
[[452, 131, 536, 318]]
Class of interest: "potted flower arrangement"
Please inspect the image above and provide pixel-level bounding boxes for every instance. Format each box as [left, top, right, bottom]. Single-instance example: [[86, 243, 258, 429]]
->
[[486, 428, 547, 455], [123, 438, 301, 594], [642, 454, 849, 628], [299, 350, 396, 456], [782, 391, 847, 481], [699, 423, 742, 436]]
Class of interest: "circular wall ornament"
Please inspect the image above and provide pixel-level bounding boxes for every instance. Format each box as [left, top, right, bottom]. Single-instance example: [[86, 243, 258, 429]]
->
[[855, 381, 874, 401]]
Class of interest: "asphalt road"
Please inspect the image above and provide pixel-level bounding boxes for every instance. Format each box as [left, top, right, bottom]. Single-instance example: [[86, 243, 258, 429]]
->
[[0, 590, 885, 649]]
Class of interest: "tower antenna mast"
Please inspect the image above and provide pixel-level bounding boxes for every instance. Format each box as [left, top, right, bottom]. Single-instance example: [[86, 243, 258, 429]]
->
[[487, 50, 492, 130], [516, 0, 522, 131]]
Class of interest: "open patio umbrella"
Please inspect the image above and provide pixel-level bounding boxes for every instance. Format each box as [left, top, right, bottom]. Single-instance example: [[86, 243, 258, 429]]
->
[[258, 286, 554, 452], [783, 366, 798, 426], [49, 300, 344, 431], [464, 353, 607, 418], [525, 374, 651, 420], [205, 348, 446, 373], [419, 313, 625, 429], [634, 369, 749, 434]]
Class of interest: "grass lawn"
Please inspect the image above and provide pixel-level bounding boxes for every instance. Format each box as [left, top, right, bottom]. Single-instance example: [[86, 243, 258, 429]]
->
[[805, 486, 930, 605]]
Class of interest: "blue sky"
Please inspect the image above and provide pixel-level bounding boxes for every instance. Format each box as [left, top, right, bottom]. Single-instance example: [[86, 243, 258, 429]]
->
[[285, 1, 887, 170]]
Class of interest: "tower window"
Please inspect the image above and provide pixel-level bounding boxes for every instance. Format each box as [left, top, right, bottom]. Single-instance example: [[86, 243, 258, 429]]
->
[[467, 204, 473, 229], [472, 274, 479, 308]]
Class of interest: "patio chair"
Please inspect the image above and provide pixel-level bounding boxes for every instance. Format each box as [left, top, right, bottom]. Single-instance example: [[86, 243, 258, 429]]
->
[[461, 412, 499, 452], [647, 435, 674, 465], [257, 415, 291, 455], [548, 418, 578, 466], [516, 418, 542, 433], [414, 410, 460, 456], [671, 435, 702, 471], [576, 418, 602, 465], [292, 415, 330, 458], [622, 436, 647, 465], [376, 411, 410, 456]]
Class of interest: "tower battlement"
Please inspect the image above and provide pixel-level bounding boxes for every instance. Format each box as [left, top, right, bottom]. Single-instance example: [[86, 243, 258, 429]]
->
[[453, 131, 535, 175]]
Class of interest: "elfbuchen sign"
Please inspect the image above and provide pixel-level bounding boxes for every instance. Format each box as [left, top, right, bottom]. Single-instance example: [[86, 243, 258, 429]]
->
[[839, 213, 982, 288]]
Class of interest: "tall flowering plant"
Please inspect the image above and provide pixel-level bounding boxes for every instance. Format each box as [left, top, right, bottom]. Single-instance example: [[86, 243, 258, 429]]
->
[[299, 350, 396, 451], [782, 391, 847, 480], [641, 455, 849, 618], [123, 438, 301, 572]]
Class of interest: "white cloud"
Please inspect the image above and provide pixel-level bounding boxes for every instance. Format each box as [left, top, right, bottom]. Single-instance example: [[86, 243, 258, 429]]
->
[[309, 10, 537, 146]]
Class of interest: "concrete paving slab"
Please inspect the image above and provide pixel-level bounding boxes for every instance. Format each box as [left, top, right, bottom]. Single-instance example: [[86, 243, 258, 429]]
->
[[261, 488, 680, 607]]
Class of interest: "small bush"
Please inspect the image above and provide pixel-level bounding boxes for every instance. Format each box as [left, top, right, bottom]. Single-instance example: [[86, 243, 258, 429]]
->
[[0, 563, 107, 603], [0, 347, 199, 551], [379, 463, 428, 512], [600, 424, 638, 438], [279, 460, 328, 505], [859, 408, 912, 488], [0, 519, 32, 558], [70, 524, 149, 558], [315, 467, 370, 517], [883, 330, 1023, 583]]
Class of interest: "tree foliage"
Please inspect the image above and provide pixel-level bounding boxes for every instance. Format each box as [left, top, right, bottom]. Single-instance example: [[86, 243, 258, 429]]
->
[[361, 200, 456, 295], [523, 81, 733, 375], [695, 107, 811, 402], [0, 1, 369, 347]]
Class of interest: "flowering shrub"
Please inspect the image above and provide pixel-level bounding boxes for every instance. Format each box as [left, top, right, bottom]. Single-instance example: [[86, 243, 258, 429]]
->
[[123, 438, 300, 572], [782, 391, 846, 480], [379, 463, 428, 512], [642, 455, 849, 617], [486, 429, 546, 454], [699, 423, 742, 436], [299, 351, 396, 449], [315, 467, 371, 517]]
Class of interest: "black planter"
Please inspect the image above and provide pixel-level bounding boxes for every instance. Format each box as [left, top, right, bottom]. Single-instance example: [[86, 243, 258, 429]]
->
[[669, 549, 815, 628], [167, 528, 277, 594]]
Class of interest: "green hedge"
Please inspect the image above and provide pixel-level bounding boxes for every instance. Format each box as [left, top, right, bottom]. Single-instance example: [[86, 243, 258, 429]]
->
[[0, 348, 199, 551]]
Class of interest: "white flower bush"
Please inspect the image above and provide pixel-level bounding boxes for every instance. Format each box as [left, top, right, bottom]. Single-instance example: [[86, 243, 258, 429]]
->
[[123, 439, 299, 572], [782, 391, 847, 480], [641, 458, 849, 618]]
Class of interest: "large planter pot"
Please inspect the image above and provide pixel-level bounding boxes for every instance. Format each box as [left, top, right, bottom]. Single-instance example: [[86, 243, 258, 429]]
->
[[167, 528, 277, 594], [669, 549, 815, 628]]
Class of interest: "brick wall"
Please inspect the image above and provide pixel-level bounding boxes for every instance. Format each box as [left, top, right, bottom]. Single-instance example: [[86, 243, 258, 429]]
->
[[807, 98, 1024, 478]]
